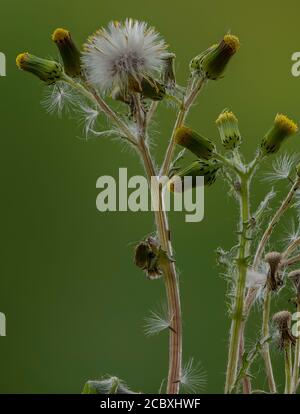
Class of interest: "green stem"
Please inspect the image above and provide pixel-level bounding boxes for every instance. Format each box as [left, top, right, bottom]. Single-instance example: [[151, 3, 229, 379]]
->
[[225, 174, 250, 393], [261, 290, 277, 393], [285, 342, 293, 394]]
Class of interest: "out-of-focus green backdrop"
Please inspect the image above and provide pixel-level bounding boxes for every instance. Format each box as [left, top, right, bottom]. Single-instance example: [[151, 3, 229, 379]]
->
[[1, 0, 300, 393]]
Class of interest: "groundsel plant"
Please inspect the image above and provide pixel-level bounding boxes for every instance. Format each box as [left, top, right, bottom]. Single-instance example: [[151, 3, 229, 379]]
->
[[16, 19, 300, 394]]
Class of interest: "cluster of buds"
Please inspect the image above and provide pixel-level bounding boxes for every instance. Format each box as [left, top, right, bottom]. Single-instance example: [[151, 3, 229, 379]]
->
[[134, 237, 170, 280], [190, 34, 240, 80], [264, 252, 283, 291], [272, 311, 296, 349], [216, 110, 241, 150], [16, 27, 81, 83], [260, 114, 298, 156]]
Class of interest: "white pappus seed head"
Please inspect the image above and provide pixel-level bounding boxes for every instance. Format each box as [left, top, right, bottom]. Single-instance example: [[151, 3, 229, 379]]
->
[[82, 19, 168, 93]]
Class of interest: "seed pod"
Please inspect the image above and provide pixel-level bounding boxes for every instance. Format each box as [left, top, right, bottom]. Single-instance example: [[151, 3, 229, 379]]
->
[[265, 251, 283, 291], [134, 237, 162, 280], [168, 159, 220, 192], [16, 53, 63, 84], [190, 34, 240, 80], [162, 53, 176, 90], [174, 126, 215, 160], [216, 110, 241, 150], [260, 114, 298, 155], [272, 310, 296, 349]]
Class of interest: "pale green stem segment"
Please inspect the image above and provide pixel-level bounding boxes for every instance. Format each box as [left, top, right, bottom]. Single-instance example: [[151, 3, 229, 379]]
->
[[261, 290, 277, 393], [292, 301, 300, 393], [225, 174, 250, 393], [285, 342, 293, 394]]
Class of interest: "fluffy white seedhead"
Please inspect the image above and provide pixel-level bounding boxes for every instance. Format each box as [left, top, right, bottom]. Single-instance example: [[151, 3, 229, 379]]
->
[[82, 19, 168, 92], [263, 153, 299, 183], [246, 268, 267, 288], [144, 304, 173, 337], [180, 359, 207, 393], [42, 82, 79, 116], [283, 219, 300, 245]]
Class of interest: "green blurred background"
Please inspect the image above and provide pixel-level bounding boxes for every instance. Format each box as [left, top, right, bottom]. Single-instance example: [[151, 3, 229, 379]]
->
[[1, 0, 300, 393]]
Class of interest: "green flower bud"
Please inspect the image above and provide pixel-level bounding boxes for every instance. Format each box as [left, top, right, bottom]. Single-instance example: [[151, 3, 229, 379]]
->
[[174, 125, 215, 160], [260, 114, 298, 155], [52, 28, 81, 77], [129, 77, 166, 101], [216, 110, 241, 150], [190, 34, 240, 80], [296, 162, 300, 177], [16, 52, 63, 84], [168, 159, 220, 192]]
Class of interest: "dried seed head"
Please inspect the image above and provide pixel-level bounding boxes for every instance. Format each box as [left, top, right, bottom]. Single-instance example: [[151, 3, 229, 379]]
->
[[288, 269, 300, 296], [265, 251, 283, 291], [168, 159, 220, 192], [16, 53, 63, 84], [216, 110, 241, 150], [134, 237, 163, 280], [174, 126, 215, 160], [162, 53, 176, 90], [260, 114, 298, 156], [52, 28, 81, 77], [272, 310, 296, 348], [190, 34, 240, 80]]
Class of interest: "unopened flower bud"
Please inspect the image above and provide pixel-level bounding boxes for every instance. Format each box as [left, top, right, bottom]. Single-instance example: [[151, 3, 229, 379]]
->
[[16, 52, 63, 84], [260, 114, 298, 156], [216, 110, 241, 150], [273, 310, 296, 349], [174, 126, 215, 160], [265, 251, 283, 291], [190, 34, 240, 80], [296, 162, 300, 177], [134, 237, 162, 280], [129, 77, 166, 101], [168, 159, 220, 192], [52, 28, 81, 77]]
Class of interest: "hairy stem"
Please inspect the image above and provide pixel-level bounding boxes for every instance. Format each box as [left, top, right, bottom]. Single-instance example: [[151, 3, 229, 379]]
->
[[138, 137, 182, 394], [292, 301, 300, 393], [261, 290, 277, 393], [239, 177, 300, 390], [225, 174, 250, 393], [253, 177, 300, 269], [160, 77, 205, 177]]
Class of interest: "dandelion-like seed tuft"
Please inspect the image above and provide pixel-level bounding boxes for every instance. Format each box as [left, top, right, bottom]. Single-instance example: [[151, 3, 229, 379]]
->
[[180, 359, 207, 393], [82, 19, 168, 93]]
